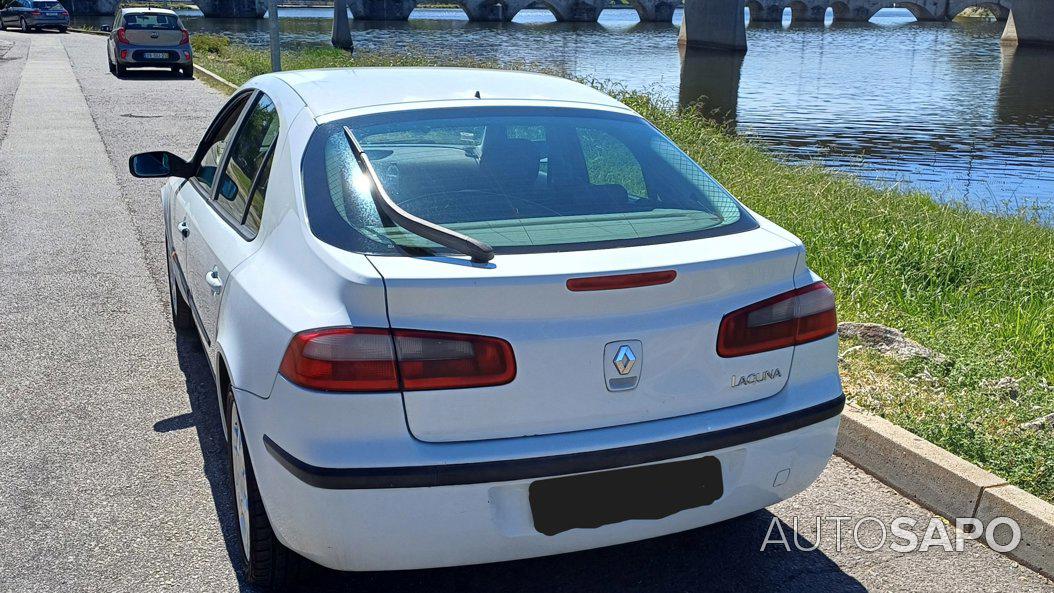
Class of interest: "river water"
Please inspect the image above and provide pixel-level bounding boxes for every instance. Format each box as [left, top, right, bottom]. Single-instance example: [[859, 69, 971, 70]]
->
[[75, 8, 1054, 217]]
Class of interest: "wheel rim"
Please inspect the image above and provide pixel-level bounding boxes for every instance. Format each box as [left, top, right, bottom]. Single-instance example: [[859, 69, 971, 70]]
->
[[230, 401, 252, 563], [21, 19, 27, 31]]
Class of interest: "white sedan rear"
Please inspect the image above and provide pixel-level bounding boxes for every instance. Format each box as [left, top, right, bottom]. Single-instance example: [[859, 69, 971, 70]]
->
[[130, 68, 843, 589]]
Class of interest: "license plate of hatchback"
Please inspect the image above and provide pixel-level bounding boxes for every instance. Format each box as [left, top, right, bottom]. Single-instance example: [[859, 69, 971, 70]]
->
[[529, 456, 723, 536], [144, 52, 167, 59]]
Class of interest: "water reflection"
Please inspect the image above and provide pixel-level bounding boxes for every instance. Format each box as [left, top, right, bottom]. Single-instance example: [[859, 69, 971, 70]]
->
[[678, 46, 744, 127], [997, 45, 1054, 127]]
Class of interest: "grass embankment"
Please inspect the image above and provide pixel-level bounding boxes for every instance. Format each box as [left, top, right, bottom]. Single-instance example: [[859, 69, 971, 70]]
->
[[190, 35, 1054, 501]]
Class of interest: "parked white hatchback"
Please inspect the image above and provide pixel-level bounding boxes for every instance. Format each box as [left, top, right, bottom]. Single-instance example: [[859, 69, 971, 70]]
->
[[130, 68, 843, 589]]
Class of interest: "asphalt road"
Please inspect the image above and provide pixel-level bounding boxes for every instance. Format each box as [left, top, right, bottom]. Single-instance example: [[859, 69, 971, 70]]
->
[[0, 30, 1051, 593]]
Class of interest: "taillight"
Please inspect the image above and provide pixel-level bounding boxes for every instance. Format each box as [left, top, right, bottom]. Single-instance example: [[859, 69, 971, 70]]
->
[[179, 29, 189, 45], [279, 327, 516, 392], [116, 27, 129, 44], [30, 9, 40, 15], [717, 281, 837, 357]]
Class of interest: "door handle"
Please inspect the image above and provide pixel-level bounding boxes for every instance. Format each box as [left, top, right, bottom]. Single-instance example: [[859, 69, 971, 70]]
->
[[177, 219, 189, 238], [205, 266, 223, 293]]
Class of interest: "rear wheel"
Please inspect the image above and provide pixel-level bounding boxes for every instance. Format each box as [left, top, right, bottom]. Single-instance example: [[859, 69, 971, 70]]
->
[[227, 388, 298, 590], [116, 63, 127, 77], [19, 17, 29, 32], [108, 56, 116, 74], [58, 26, 66, 33], [181, 65, 194, 79]]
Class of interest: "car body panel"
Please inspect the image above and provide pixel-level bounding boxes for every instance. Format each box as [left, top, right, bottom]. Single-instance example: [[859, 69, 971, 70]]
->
[[154, 69, 841, 571]]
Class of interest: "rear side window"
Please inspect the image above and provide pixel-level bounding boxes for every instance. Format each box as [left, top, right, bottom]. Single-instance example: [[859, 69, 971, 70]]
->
[[215, 94, 279, 236], [123, 13, 180, 29], [33, 1, 63, 8], [302, 107, 755, 256]]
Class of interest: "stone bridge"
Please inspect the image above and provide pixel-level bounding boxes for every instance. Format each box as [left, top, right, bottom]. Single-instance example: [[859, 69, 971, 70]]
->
[[682, 0, 1050, 48], [345, 0, 682, 22], [745, 0, 1011, 22]]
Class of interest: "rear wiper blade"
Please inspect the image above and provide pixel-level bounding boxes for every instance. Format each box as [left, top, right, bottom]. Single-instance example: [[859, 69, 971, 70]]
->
[[343, 126, 494, 263]]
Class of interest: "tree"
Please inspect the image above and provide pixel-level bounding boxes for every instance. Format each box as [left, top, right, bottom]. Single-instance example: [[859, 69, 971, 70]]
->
[[332, 0, 354, 52]]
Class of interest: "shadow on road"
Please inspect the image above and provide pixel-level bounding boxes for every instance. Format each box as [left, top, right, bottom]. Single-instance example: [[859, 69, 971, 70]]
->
[[169, 330, 865, 593], [114, 69, 191, 81]]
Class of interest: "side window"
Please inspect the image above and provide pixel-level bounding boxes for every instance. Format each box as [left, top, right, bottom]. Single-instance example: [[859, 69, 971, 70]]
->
[[194, 93, 251, 193], [215, 94, 279, 236], [576, 128, 648, 198]]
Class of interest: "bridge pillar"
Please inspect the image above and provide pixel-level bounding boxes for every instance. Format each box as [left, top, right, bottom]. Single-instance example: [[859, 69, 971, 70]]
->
[[679, 0, 747, 52], [633, 0, 679, 22], [197, 0, 267, 17], [546, 0, 609, 22], [1001, 0, 1054, 47], [349, 0, 416, 20], [460, 0, 522, 21], [679, 45, 744, 126]]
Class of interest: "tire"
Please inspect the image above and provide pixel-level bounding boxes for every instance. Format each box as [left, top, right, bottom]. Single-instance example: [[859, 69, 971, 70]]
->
[[19, 17, 29, 32], [166, 239, 194, 331], [116, 63, 127, 77], [227, 388, 298, 590], [59, 26, 67, 33], [182, 65, 194, 79], [108, 56, 116, 74]]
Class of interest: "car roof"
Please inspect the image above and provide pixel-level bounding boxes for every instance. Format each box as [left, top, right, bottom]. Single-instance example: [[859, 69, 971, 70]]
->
[[258, 68, 632, 119], [120, 7, 177, 15]]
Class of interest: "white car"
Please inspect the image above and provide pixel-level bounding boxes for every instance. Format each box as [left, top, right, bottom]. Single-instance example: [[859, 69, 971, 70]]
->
[[130, 69, 843, 589]]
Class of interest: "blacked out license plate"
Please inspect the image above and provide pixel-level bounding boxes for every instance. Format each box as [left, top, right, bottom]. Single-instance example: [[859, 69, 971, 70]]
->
[[528, 456, 723, 536]]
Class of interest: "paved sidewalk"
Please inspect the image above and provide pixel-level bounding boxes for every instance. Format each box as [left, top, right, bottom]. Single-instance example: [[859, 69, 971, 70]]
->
[[0, 29, 1051, 593]]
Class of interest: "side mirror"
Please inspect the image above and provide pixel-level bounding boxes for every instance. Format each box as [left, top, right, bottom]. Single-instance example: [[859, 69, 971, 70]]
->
[[129, 151, 193, 179], [101, 25, 111, 32]]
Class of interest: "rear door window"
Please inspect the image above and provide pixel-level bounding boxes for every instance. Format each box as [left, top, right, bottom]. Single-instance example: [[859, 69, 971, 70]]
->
[[123, 13, 180, 29], [214, 93, 279, 236]]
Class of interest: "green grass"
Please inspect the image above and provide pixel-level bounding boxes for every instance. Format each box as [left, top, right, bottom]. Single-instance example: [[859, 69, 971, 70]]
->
[[190, 37, 1054, 501]]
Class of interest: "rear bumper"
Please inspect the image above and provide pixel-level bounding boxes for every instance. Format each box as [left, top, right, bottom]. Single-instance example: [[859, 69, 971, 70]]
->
[[27, 17, 68, 27], [116, 46, 192, 66], [263, 394, 843, 490], [251, 404, 841, 571]]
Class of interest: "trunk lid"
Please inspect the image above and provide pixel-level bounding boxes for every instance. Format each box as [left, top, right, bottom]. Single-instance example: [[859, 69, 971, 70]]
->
[[367, 227, 802, 443], [123, 27, 183, 46]]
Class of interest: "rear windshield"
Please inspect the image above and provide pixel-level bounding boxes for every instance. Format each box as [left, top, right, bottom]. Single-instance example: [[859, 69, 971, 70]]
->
[[33, 1, 63, 8], [123, 13, 180, 29], [302, 107, 756, 256]]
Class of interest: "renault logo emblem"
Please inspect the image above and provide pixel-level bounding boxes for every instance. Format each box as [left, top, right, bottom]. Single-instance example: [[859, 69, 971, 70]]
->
[[612, 345, 637, 375], [604, 340, 642, 392]]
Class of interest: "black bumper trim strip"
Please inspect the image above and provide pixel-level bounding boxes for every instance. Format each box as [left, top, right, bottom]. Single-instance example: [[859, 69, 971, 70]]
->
[[263, 393, 845, 490]]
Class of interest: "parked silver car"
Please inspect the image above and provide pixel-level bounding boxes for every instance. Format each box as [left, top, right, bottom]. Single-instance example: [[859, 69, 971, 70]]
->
[[0, 0, 68, 33], [103, 7, 193, 78]]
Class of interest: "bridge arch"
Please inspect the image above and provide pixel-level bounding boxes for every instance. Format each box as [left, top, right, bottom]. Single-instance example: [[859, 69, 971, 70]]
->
[[632, 0, 678, 22], [746, 0, 785, 22], [532, 0, 607, 21], [788, 0, 825, 22], [830, 0, 876, 21], [948, 1, 1011, 20]]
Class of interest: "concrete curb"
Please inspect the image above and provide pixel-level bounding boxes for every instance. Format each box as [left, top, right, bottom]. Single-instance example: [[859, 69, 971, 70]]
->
[[836, 404, 1054, 579], [68, 30, 238, 91], [192, 63, 238, 91]]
